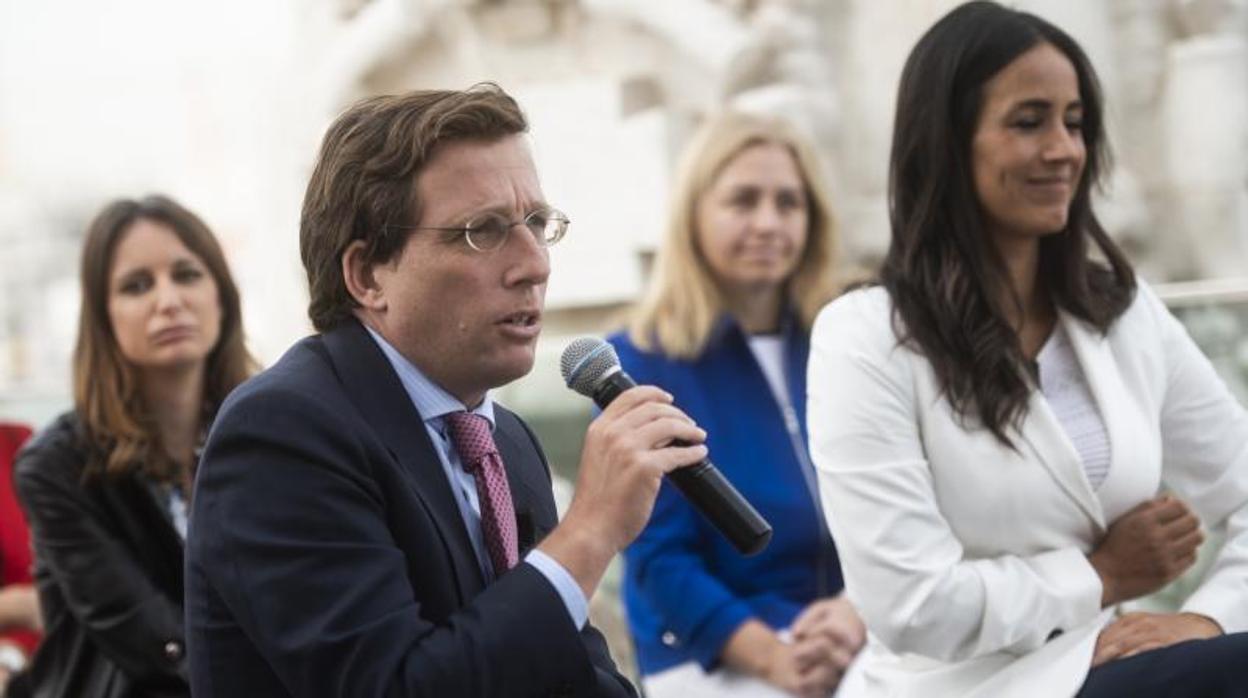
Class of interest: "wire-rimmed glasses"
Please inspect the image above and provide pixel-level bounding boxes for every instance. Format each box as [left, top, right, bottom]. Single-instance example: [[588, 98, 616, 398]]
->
[[384, 207, 570, 252]]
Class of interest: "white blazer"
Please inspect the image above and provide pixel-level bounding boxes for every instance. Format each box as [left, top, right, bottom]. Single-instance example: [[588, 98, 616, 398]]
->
[[808, 283, 1248, 697]]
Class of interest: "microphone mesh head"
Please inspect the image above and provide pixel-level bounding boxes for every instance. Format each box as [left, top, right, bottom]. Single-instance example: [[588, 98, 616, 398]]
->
[[560, 337, 620, 396]]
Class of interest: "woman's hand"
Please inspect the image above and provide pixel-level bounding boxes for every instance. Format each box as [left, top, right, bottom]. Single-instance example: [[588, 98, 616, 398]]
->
[[764, 635, 843, 698], [1087, 495, 1203, 606], [0, 584, 41, 632], [1091, 612, 1221, 667], [723, 619, 841, 698], [791, 594, 866, 673], [0, 639, 28, 695]]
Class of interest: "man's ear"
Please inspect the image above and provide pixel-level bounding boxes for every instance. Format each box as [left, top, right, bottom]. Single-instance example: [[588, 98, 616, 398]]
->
[[342, 240, 387, 312]]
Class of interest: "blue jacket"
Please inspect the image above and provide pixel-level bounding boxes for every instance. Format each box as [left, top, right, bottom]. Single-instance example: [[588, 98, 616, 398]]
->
[[608, 315, 843, 675]]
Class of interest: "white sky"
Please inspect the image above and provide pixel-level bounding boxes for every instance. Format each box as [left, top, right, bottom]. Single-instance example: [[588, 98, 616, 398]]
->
[[0, 0, 298, 197]]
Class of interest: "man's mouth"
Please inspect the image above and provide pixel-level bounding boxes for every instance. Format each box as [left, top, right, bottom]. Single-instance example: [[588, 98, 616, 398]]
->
[[498, 311, 540, 328]]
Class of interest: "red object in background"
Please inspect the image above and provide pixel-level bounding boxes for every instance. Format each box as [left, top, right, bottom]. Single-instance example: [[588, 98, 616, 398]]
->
[[0, 422, 40, 656]]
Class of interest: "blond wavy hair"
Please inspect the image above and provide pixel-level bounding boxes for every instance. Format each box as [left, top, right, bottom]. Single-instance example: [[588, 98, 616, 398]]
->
[[627, 111, 842, 358]]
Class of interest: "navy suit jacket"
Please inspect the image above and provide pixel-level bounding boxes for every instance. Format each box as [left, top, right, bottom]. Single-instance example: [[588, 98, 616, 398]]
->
[[185, 319, 635, 698]]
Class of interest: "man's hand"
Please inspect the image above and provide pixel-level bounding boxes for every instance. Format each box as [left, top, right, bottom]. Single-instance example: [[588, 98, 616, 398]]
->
[[791, 594, 866, 674], [1091, 612, 1221, 667], [538, 385, 707, 598], [1087, 495, 1203, 606]]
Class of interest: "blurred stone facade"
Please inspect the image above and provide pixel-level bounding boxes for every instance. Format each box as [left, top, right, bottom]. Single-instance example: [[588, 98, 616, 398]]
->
[[3, 0, 1244, 409], [291, 0, 1248, 477]]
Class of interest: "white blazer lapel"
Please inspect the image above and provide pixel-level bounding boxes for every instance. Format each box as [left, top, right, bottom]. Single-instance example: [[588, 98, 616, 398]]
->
[[1060, 310, 1158, 524], [1016, 382, 1105, 529]]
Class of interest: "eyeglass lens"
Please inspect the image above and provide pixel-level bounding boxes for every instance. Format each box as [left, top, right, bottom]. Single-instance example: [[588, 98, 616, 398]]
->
[[465, 208, 568, 250]]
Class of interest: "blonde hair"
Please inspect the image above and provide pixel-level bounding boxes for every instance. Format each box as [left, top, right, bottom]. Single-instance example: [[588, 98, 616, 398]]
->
[[627, 111, 842, 358]]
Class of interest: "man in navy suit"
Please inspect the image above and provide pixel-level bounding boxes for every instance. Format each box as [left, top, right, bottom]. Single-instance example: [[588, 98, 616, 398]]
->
[[185, 84, 708, 697]]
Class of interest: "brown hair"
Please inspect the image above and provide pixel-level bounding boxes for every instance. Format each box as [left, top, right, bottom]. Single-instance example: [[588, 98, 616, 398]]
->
[[300, 83, 529, 331], [74, 194, 256, 480], [628, 111, 843, 358], [883, 1, 1134, 446]]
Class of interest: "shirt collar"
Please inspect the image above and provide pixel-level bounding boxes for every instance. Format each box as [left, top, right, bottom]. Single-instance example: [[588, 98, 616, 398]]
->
[[363, 325, 496, 429]]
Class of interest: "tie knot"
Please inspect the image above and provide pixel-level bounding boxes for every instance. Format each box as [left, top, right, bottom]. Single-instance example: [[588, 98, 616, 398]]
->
[[444, 412, 497, 472]]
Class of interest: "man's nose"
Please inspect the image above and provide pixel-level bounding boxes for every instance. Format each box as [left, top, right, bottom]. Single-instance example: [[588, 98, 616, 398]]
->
[[502, 225, 551, 288]]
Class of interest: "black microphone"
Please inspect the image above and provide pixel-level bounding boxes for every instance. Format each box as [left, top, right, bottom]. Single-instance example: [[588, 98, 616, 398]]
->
[[560, 337, 773, 556]]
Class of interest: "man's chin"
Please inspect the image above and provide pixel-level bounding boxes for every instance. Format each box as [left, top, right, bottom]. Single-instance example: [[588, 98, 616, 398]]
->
[[483, 355, 538, 390]]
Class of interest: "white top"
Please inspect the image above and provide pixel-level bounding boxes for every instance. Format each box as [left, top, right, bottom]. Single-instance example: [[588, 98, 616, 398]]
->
[[169, 488, 188, 541], [807, 283, 1248, 697], [747, 334, 792, 409], [1037, 323, 1112, 490]]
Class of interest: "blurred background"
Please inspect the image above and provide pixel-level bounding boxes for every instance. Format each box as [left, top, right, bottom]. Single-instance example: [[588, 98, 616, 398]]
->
[[1, 0, 1246, 678]]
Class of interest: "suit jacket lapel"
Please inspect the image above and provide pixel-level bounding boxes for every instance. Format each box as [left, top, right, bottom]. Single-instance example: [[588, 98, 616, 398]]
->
[[322, 320, 486, 598], [117, 476, 186, 589]]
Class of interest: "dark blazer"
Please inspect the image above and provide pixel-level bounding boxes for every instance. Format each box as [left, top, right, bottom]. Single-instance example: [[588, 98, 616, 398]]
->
[[185, 318, 635, 698], [13, 413, 189, 698]]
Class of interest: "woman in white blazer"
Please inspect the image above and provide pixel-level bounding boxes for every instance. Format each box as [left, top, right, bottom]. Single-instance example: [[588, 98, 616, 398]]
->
[[808, 3, 1248, 697]]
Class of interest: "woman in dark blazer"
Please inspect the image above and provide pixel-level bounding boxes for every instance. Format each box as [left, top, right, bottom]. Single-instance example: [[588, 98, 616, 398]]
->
[[14, 195, 254, 698], [609, 111, 859, 698]]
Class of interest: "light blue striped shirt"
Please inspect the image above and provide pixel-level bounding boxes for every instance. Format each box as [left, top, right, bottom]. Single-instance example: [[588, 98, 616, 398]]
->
[[364, 326, 587, 629]]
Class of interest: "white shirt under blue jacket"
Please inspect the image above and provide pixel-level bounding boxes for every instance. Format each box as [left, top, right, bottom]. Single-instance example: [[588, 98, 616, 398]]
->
[[607, 312, 844, 675]]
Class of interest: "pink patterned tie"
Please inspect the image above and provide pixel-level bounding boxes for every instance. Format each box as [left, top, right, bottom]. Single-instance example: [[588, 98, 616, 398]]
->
[[444, 412, 520, 576]]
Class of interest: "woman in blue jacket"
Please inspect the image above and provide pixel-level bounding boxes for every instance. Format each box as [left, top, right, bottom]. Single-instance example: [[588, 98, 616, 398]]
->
[[608, 111, 860, 698]]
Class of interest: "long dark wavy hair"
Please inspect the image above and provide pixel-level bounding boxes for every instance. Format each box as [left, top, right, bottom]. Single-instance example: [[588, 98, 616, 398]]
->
[[882, 1, 1136, 445]]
